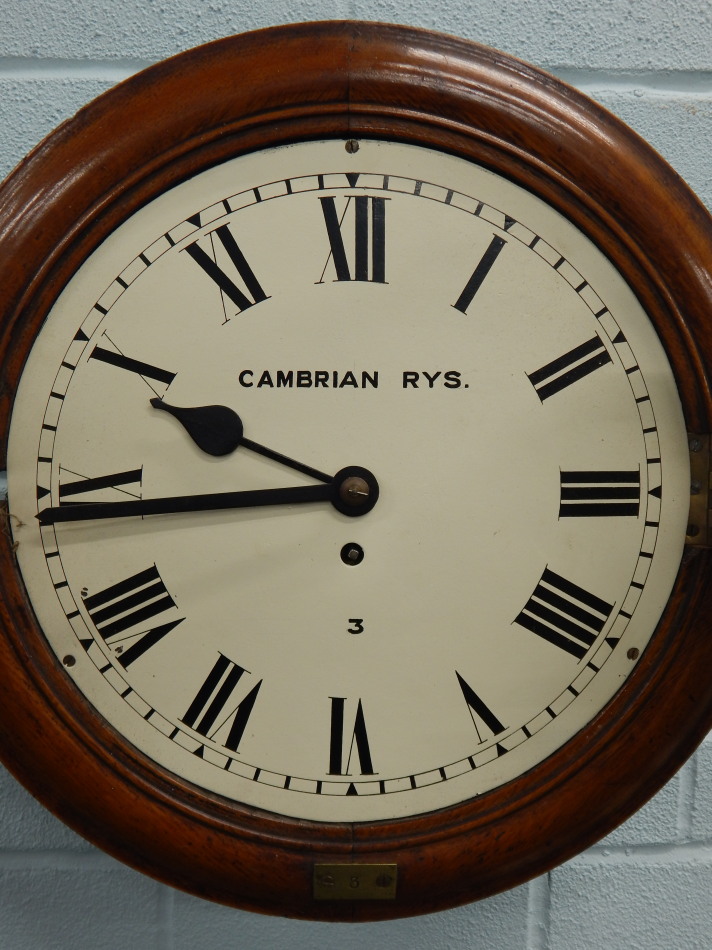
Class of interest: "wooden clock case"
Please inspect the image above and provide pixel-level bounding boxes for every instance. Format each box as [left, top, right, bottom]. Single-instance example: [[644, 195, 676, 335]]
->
[[0, 21, 711, 920]]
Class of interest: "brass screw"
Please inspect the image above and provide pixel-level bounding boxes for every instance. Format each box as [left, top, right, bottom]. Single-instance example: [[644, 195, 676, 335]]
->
[[339, 476, 370, 507]]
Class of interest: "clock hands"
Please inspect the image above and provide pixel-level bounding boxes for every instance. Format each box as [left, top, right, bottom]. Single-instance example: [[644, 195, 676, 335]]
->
[[150, 398, 332, 483], [37, 466, 379, 524], [39, 399, 378, 524]]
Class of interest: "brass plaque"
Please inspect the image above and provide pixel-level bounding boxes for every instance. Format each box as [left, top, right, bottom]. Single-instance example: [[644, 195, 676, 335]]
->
[[313, 864, 398, 900]]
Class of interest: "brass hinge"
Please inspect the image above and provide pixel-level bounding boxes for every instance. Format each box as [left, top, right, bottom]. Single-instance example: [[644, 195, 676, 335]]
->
[[687, 434, 711, 547]]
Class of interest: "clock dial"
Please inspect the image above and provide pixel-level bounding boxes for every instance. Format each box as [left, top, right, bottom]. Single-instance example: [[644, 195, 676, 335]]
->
[[7, 138, 689, 823]]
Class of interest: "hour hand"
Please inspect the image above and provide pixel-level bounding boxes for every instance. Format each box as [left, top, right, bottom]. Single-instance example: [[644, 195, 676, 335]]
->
[[150, 399, 242, 456], [150, 399, 331, 483]]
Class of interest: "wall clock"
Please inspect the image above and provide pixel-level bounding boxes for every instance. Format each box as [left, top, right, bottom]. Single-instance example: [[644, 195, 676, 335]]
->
[[1, 20, 711, 921]]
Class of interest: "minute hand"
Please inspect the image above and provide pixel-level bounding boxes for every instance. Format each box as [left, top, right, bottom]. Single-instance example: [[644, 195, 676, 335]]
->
[[37, 465, 379, 525], [37, 483, 334, 525]]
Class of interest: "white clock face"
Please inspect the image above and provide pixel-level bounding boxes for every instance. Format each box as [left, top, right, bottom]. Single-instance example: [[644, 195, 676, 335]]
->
[[8, 139, 689, 822]]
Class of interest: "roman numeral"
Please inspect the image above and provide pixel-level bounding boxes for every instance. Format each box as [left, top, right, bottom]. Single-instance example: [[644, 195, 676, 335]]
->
[[83, 564, 183, 668], [181, 654, 262, 753], [318, 196, 387, 283], [456, 672, 506, 741], [328, 697, 375, 775], [59, 467, 143, 503], [184, 224, 268, 315], [527, 336, 612, 401], [89, 346, 176, 386], [452, 234, 507, 313], [559, 470, 640, 517], [514, 568, 614, 659]]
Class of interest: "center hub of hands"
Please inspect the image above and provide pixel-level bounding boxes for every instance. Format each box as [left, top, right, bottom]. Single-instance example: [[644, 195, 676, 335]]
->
[[339, 476, 370, 505], [332, 467, 380, 517]]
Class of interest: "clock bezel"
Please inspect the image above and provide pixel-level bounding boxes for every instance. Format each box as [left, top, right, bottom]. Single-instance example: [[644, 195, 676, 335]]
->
[[1, 21, 712, 921]]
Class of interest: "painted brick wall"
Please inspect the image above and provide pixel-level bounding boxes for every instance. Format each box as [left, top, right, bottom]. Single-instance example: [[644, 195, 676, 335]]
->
[[1, 1, 711, 947]]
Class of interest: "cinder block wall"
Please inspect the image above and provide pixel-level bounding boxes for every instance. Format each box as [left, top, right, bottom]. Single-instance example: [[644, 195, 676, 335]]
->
[[1, 2, 711, 947]]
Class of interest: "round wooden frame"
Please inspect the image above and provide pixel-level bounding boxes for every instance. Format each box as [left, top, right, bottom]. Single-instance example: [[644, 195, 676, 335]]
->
[[1, 21, 712, 921]]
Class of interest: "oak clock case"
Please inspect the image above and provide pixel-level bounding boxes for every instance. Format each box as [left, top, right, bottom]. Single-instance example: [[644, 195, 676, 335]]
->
[[0, 23, 711, 922]]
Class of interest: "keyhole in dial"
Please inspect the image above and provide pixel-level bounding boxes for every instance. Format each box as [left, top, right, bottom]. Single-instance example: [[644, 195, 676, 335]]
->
[[340, 542, 364, 565]]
